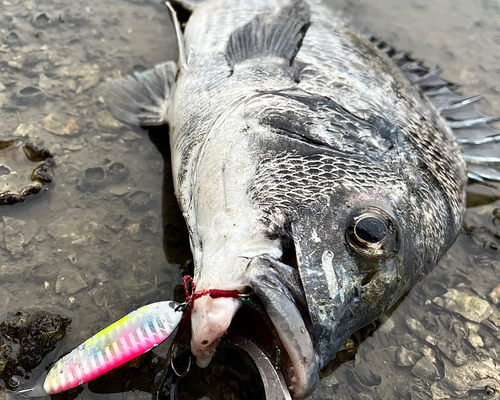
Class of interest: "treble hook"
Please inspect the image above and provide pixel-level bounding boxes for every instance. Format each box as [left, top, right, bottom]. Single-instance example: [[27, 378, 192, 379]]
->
[[170, 344, 192, 378]]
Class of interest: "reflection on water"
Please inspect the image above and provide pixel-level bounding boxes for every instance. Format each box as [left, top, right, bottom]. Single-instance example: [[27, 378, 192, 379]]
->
[[0, 0, 499, 399]]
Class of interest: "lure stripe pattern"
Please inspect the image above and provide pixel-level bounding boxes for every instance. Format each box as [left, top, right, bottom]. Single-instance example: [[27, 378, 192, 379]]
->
[[43, 301, 183, 394]]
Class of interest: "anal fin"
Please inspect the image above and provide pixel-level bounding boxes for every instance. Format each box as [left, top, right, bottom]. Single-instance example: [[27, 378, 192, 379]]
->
[[101, 61, 176, 127], [226, 0, 310, 69]]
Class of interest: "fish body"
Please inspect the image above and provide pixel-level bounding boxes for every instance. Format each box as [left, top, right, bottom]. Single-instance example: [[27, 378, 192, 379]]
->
[[103, 0, 500, 397]]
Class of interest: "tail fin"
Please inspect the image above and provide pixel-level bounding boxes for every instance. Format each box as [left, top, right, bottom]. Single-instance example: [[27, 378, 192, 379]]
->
[[370, 36, 500, 185], [101, 61, 177, 127]]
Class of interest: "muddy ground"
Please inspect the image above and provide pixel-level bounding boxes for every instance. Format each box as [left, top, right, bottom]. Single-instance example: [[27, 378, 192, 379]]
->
[[0, 0, 499, 399]]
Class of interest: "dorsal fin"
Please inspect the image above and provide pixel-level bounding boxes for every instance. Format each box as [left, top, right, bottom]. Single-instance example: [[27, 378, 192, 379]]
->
[[166, 2, 187, 70], [170, 0, 206, 13], [226, 0, 310, 68], [369, 36, 500, 185]]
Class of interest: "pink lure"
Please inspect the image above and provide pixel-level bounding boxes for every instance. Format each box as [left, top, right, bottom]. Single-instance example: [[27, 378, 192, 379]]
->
[[24, 301, 183, 396]]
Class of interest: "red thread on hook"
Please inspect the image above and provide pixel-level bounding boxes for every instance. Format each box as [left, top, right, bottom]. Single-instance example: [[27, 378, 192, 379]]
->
[[183, 275, 239, 309]]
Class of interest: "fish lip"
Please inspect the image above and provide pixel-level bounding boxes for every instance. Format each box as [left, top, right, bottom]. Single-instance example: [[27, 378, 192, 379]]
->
[[232, 294, 317, 395], [241, 253, 320, 398]]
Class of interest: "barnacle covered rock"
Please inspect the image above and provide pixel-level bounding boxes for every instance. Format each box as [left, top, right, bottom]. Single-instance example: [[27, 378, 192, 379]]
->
[[0, 139, 53, 205], [0, 311, 71, 388]]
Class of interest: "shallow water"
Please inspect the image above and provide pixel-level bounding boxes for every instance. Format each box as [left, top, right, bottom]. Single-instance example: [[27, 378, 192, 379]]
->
[[0, 0, 499, 399]]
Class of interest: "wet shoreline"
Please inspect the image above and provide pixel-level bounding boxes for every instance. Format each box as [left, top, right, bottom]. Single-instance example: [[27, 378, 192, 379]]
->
[[1, 0, 499, 399]]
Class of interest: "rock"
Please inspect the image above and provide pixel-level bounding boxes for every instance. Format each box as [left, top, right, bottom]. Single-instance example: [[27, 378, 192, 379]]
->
[[95, 110, 123, 132], [125, 190, 153, 211], [3, 226, 24, 255], [55, 268, 88, 294], [124, 223, 141, 238], [89, 287, 107, 307], [47, 215, 75, 240], [405, 318, 438, 346], [109, 185, 130, 197], [411, 355, 439, 381], [465, 322, 483, 348], [64, 79, 77, 92], [3, 217, 39, 245], [0, 264, 25, 283], [16, 86, 43, 105], [396, 346, 421, 367], [38, 73, 53, 90], [0, 92, 8, 107], [107, 161, 129, 184], [0, 311, 70, 383], [77, 64, 100, 92], [7, 59, 22, 69], [44, 114, 79, 136], [2, 218, 38, 258], [432, 359, 500, 399], [441, 289, 493, 323], [489, 284, 500, 305], [0, 140, 53, 205], [0, 82, 5, 92], [104, 212, 127, 232], [13, 124, 36, 140], [119, 281, 158, 304], [76, 166, 106, 192]]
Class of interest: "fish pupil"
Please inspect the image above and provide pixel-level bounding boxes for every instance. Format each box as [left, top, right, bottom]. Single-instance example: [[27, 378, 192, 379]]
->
[[355, 217, 387, 244]]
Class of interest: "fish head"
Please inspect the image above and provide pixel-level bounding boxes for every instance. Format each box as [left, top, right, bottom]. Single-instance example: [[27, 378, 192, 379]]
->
[[236, 92, 467, 398], [289, 184, 408, 365], [242, 157, 460, 398], [186, 90, 466, 399]]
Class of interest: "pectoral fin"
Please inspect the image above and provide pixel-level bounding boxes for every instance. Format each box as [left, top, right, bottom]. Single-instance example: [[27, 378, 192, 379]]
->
[[101, 61, 176, 126]]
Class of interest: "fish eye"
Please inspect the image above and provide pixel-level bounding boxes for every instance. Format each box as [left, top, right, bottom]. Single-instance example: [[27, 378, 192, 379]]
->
[[346, 207, 399, 258], [354, 216, 387, 244]]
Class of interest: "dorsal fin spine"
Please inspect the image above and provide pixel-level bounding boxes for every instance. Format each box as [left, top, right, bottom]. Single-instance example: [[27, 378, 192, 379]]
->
[[226, 0, 311, 68]]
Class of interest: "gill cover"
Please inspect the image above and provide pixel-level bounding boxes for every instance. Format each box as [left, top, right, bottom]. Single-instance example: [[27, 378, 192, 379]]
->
[[291, 205, 406, 366]]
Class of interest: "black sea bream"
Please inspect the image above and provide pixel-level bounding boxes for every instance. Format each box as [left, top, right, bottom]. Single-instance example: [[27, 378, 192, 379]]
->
[[104, 0, 500, 398]]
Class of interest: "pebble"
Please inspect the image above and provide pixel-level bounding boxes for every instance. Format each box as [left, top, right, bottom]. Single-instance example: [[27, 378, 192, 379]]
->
[[55, 268, 87, 294], [13, 124, 36, 140], [95, 110, 123, 131], [395, 346, 420, 367], [38, 73, 53, 90], [411, 355, 440, 381], [2, 217, 39, 257], [465, 322, 484, 348], [489, 284, 500, 305], [44, 114, 79, 136], [442, 289, 493, 323]]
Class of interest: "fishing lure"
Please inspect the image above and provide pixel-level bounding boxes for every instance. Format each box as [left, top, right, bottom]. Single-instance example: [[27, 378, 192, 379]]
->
[[22, 301, 183, 397], [20, 276, 241, 397]]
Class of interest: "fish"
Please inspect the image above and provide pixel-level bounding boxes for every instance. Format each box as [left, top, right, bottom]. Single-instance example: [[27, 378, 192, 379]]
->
[[102, 0, 500, 398]]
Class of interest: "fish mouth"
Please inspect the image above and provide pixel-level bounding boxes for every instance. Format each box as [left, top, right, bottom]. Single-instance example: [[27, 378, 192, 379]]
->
[[240, 254, 320, 399]]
